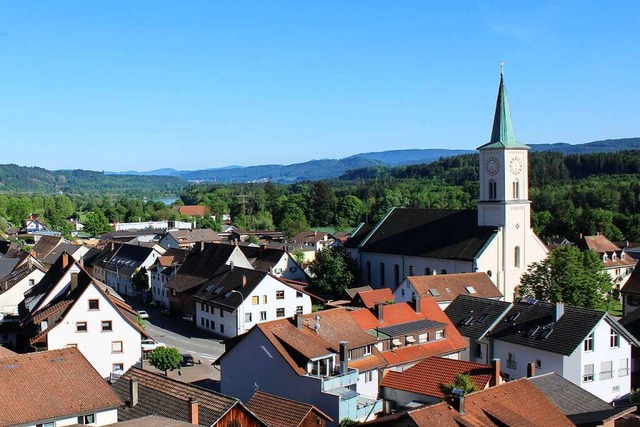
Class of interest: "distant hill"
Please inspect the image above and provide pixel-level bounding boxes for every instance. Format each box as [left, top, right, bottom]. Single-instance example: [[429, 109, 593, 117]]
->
[[528, 137, 640, 154]]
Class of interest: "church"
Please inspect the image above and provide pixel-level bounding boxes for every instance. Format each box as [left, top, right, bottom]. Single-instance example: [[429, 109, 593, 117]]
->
[[345, 71, 548, 302]]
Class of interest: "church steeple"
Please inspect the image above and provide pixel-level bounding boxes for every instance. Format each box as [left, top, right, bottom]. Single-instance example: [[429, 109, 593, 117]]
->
[[478, 67, 529, 150]]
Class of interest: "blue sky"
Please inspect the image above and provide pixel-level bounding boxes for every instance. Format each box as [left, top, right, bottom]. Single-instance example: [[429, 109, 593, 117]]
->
[[0, 1, 638, 171]]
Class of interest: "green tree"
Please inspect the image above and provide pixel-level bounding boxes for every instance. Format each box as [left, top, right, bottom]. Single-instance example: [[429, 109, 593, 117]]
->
[[280, 211, 310, 240], [309, 182, 337, 226], [291, 248, 306, 265], [439, 373, 478, 401], [84, 210, 112, 236], [147, 346, 182, 376], [132, 267, 150, 292], [519, 245, 612, 309], [309, 247, 357, 297], [336, 195, 366, 228]]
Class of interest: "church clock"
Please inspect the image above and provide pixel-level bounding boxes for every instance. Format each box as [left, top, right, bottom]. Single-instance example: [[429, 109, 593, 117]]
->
[[484, 157, 500, 176], [509, 157, 522, 175]]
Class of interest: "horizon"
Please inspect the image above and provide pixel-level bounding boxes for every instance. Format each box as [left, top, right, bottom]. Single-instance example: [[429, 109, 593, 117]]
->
[[0, 2, 638, 171]]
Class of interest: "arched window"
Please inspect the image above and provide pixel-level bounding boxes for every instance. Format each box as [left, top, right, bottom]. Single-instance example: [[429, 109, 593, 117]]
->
[[425, 267, 432, 276], [515, 246, 521, 268], [366, 261, 371, 284], [394, 264, 400, 286], [380, 263, 385, 287], [441, 269, 447, 275], [409, 265, 415, 276], [489, 180, 497, 200], [513, 179, 520, 199]]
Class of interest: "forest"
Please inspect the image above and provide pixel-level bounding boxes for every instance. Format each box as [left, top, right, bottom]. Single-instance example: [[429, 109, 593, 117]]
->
[[1, 150, 639, 243]]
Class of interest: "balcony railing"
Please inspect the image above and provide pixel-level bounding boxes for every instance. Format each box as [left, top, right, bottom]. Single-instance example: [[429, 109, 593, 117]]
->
[[355, 397, 383, 421], [321, 368, 359, 392]]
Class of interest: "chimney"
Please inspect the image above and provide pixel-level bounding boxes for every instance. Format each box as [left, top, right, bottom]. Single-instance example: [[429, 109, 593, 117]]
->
[[412, 296, 421, 314], [451, 389, 465, 415], [79, 256, 84, 268], [62, 252, 70, 268], [376, 303, 384, 322], [70, 272, 79, 292], [295, 313, 303, 329], [129, 378, 138, 407], [242, 275, 247, 287], [230, 261, 235, 271], [490, 358, 501, 387], [527, 362, 536, 378], [188, 398, 199, 425], [553, 302, 564, 322], [111, 241, 115, 251], [339, 341, 349, 374], [200, 241, 205, 252]]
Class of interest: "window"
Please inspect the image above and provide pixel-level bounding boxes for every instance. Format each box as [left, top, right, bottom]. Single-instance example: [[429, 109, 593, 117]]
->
[[245, 312, 252, 323], [201, 302, 205, 311], [101, 320, 113, 332], [364, 371, 374, 383], [76, 321, 87, 332], [37, 423, 54, 427], [276, 290, 285, 300], [620, 358, 630, 376], [434, 329, 445, 340], [296, 291, 303, 298], [260, 311, 267, 321], [263, 295, 268, 304], [600, 361, 613, 380], [425, 267, 431, 275], [380, 263, 385, 286], [205, 318, 209, 328], [489, 179, 497, 200], [513, 179, 520, 199], [66, 343, 78, 348], [276, 308, 285, 318], [394, 264, 400, 286], [409, 265, 415, 276], [88, 299, 99, 310], [252, 296, 259, 305], [201, 317, 205, 326], [220, 309, 224, 318], [583, 364, 594, 382], [112, 341, 123, 353], [441, 269, 447, 275], [475, 343, 483, 358], [77, 414, 95, 425], [514, 246, 521, 268], [296, 306, 303, 315], [364, 344, 372, 355], [220, 324, 224, 333], [113, 363, 124, 372], [536, 359, 542, 369], [366, 261, 371, 283], [610, 329, 620, 348], [584, 333, 594, 352]]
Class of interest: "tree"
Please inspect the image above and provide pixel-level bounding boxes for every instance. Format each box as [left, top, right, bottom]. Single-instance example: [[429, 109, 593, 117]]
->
[[309, 182, 337, 226], [291, 248, 306, 266], [147, 346, 182, 376], [308, 247, 357, 297], [439, 374, 478, 401], [132, 267, 150, 292], [84, 209, 112, 236], [336, 195, 366, 228], [280, 211, 310, 240], [519, 245, 612, 309]]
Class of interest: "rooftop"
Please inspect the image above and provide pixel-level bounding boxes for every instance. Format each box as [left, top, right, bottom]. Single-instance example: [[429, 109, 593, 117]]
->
[[406, 272, 502, 302]]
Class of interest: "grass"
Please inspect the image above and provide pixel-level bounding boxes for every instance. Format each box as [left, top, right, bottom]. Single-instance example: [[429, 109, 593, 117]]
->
[[607, 299, 623, 317]]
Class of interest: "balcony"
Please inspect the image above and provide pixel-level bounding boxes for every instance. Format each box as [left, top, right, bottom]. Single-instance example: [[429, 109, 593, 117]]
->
[[356, 396, 383, 421], [321, 368, 359, 392]]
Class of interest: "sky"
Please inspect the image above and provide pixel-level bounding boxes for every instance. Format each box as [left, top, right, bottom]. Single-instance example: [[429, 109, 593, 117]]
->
[[0, 1, 638, 171]]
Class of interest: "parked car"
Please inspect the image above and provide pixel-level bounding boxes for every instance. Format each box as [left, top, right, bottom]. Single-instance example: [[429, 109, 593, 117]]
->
[[137, 310, 150, 320], [141, 339, 166, 352], [182, 314, 193, 322], [181, 354, 195, 367]]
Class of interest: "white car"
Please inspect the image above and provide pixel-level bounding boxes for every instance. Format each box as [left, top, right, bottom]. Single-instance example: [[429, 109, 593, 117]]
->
[[141, 339, 166, 352], [137, 310, 150, 320]]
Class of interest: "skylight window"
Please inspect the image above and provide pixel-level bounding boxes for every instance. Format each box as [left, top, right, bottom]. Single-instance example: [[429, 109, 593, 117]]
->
[[215, 286, 224, 294], [465, 286, 476, 294], [477, 313, 489, 323], [205, 284, 215, 292], [429, 288, 440, 297], [506, 312, 520, 322]]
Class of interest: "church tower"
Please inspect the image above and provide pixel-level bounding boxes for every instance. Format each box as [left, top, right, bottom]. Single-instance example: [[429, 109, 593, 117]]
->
[[477, 69, 536, 301]]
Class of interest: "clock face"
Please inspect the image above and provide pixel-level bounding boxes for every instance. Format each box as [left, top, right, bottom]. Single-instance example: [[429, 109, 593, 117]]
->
[[510, 157, 523, 175], [485, 157, 500, 176]]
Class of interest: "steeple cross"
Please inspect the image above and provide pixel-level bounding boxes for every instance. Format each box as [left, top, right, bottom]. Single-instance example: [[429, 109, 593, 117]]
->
[[500, 60, 505, 75]]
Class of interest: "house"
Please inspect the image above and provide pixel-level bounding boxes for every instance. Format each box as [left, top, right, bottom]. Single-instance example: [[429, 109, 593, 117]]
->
[[344, 72, 548, 302], [165, 243, 253, 316], [579, 234, 636, 292], [239, 244, 309, 281], [160, 228, 221, 250], [620, 263, 640, 316], [218, 309, 385, 426], [246, 391, 333, 427], [380, 357, 497, 409], [99, 243, 162, 297], [359, 378, 574, 427], [350, 288, 395, 308], [21, 214, 49, 233], [394, 272, 502, 309], [149, 248, 190, 308], [193, 265, 312, 338], [112, 366, 265, 426], [20, 253, 147, 378], [349, 298, 467, 371], [0, 252, 47, 317], [528, 372, 636, 427], [443, 295, 512, 364], [447, 295, 639, 403], [0, 347, 122, 426], [31, 235, 90, 268], [99, 229, 164, 243], [110, 415, 196, 426], [287, 231, 334, 263]]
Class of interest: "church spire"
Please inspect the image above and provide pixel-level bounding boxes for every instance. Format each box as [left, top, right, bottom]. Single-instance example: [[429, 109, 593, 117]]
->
[[478, 63, 528, 150]]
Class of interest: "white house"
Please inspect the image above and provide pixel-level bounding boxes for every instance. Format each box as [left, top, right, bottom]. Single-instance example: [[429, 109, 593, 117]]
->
[[0, 347, 122, 427], [193, 265, 312, 338], [149, 248, 189, 308], [447, 295, 639, 403], [101, 244, 162, 297], [218, 309, 384, 426], [22, 255, 147, 378], [344, 72, 548, 302], [0, 253, 47, 317], [239, 245, 310, 282]]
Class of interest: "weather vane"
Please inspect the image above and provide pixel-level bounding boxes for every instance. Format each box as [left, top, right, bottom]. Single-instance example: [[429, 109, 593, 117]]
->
[[500, 60, 505, 75]]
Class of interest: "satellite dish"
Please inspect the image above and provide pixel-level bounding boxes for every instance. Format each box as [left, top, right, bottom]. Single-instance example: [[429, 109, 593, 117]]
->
[[315, 314, 321, 321]]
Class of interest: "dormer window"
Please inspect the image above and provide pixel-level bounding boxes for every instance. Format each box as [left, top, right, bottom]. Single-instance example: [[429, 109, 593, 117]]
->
[[622, 252, 626, 261], [612, 252, 617, 261], [364, 345, 372, 355], [603, 253, 608, 262], [434, 330, 445, 340]]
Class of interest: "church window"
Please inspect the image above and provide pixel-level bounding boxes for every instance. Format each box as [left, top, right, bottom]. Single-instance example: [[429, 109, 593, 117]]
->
[[366, 261, 371, 283], [513, 179, 520, 199], [425, 267, 431, 275], [380, 263, 385, 287], [489, 180, 497, 200], [514, 246, 521, 268], [394, 264, 400, 286], [441, 269, 447, 275], [409, 265, 415, 276]]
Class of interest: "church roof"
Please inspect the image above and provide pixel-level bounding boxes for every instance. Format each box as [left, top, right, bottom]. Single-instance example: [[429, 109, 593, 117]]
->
[[358, 208, 496, 261], [478, 73, 529, 150]]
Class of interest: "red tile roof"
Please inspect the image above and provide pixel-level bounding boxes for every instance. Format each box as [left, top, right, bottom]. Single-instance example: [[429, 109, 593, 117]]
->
[[380, 357, 493, 399], [247, 391, 333, 427], [0, 345, 16, 357], [0, 348, 122, 426], [406, 272, 502, 302], [355, 288, 395, 308], [584, 235, 621, 253], [176, 205, 209, 217]]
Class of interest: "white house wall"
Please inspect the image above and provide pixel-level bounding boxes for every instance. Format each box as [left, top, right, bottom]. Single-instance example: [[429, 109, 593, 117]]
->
[[0, 269, 45, 315], [27, 409, 118, 427], [33, 264, 82, 311], [492, 340, 564, 382], [356, 369, 379, 399], [47, 284, 142, 378]]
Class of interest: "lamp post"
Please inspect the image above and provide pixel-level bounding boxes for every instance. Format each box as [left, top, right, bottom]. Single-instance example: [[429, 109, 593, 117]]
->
[[229, 289, 244, 337]]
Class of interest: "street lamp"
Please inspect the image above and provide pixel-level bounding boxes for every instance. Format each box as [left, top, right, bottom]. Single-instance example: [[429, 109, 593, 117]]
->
[[229, 289, 244, 336]]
